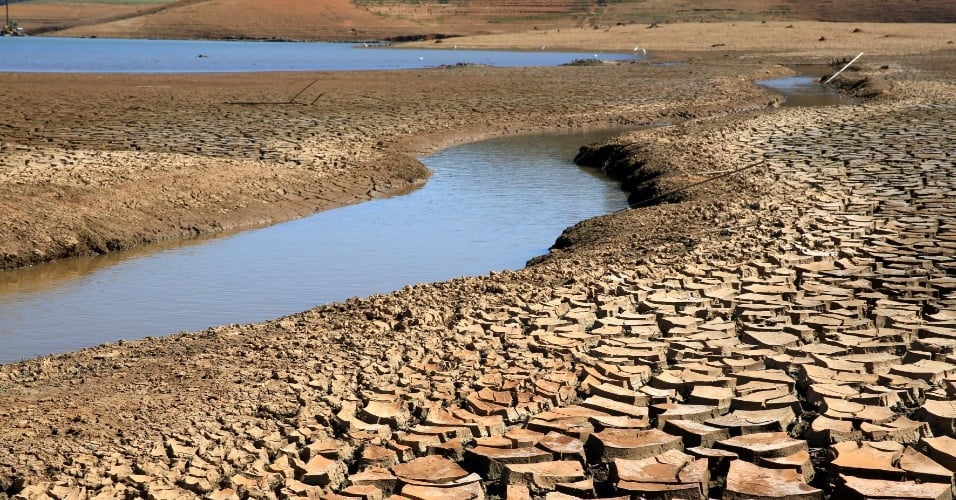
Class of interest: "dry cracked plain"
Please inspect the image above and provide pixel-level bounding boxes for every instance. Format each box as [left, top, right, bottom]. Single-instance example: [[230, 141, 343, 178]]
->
[[1, 22, 956, 500]]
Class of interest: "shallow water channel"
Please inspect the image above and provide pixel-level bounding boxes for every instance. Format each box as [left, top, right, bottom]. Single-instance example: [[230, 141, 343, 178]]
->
[[757, 67, 856, 107], [0, 128, 631, 363], [0, 73, 847, 363]]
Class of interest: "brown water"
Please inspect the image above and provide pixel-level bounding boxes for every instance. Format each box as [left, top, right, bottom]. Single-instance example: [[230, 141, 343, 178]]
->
[[0, 128, 632, 363]]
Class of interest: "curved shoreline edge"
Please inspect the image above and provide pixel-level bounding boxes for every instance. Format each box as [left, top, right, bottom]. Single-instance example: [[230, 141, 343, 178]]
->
[[0, 59, 786, 272], [0, 35, 955, 499]]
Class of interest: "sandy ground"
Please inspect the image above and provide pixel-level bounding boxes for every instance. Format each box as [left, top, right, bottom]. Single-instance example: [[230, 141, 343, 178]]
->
[[1, 4, 956, 498], [411, 21, 956, 59]]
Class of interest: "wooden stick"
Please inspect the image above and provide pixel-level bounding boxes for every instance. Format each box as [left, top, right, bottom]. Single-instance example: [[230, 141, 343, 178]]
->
[[289, 79, 319, 104], [825, 52, 864, 84], [629, 159, 765, 209]]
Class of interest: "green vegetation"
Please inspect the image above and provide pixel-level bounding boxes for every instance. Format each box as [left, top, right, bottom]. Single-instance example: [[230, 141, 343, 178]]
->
[[762, 4, 792, 15]]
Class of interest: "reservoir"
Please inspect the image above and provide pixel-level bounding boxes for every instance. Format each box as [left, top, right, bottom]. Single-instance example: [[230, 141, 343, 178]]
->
[[0, 37, 635, 73], [0, 39, 845, 363], [0, 128, 631, 363]]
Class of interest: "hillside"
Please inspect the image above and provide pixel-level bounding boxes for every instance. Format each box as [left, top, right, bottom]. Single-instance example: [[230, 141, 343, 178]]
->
[[8, 0, 956, 40]]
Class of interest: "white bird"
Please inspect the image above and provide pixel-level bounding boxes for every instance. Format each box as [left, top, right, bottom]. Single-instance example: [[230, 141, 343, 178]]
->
[[419, 56, 424, 61]]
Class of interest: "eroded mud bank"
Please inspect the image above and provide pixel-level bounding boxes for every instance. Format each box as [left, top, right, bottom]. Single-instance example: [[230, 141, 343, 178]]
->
[[1, 47, 954, 500]]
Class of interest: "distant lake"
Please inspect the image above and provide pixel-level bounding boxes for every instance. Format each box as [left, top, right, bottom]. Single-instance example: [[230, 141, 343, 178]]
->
[[0, 37, 637, 73]]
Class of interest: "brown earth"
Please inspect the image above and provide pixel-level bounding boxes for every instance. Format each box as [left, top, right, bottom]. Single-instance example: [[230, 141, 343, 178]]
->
[[1, 48, 954, 496], [2, 20, 954, 270], [0, 55, 786, 270], [9, 0, 956, 40], [1, 2, 956, 499]]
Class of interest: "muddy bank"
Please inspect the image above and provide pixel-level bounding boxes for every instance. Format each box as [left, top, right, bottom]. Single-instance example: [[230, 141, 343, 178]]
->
[[572, 141, 683, 207], [0, 19, 954, 499], [4, 19, 951, 270], [1, 59, 953, 498], [0, 62, 781, 270], [0, 145, 428, 270]]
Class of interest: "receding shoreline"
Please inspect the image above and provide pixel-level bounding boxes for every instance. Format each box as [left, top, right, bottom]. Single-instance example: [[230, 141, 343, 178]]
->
[[1, 21, 955, 500], [2, 21, 954, 271], [0, 55, 789, 271], [0, 125, 635, 364]]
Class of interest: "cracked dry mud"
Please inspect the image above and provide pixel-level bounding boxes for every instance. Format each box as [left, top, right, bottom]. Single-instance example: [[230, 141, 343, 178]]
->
[[0, 61, 779, 271], [1, 27, 956, 500]]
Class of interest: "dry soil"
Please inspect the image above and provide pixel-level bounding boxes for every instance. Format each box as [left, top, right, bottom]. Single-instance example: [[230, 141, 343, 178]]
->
[[0, 2, 955, 499]]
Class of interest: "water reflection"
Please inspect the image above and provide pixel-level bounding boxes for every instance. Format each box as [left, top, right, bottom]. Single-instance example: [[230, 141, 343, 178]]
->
[[0, 37, 638, 73], [0, 128, 632, 363], [0, 232, 226, 299], [757, 71, 855, 107]]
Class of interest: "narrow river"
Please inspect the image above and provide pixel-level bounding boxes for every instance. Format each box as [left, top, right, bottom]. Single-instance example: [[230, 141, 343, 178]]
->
[[0, 128, 631, 363], [0, 73, 846, 364]]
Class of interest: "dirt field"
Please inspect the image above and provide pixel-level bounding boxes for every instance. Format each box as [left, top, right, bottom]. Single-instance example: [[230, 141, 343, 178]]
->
[[0, 57, 787, 270], [1, 1, 956, 499], [10, 0, 956, 40], [3, 19, 954, 270]]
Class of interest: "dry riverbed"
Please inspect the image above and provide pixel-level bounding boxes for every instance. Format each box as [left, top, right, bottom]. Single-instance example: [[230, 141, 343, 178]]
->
[[0, 60, 781, 270], [1, 22, 955, 500]]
